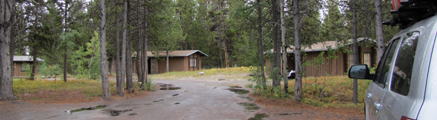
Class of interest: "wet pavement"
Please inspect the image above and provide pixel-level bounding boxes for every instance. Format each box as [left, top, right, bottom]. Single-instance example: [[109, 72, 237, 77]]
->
[[0, 78, 364, 120], [0, 79, 259, 120]]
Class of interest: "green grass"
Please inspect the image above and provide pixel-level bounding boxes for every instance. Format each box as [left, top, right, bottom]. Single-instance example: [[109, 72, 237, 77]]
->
[[13, 79, 153, 98], [13, 79, 99, 95], [250, 75, 371, 108], [150, 66, 252, 79]]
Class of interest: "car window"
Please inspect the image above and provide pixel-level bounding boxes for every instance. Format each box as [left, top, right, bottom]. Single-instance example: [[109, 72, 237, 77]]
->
[[374, 38, 401, 87], [390, 32, 419, 95]]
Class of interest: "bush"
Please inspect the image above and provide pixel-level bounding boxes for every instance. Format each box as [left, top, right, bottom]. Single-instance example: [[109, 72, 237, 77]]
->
[[250, 75, 370, 107]]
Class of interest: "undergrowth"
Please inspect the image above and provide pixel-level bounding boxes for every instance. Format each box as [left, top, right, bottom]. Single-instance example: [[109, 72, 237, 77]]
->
[[248, 67, 371, 108]]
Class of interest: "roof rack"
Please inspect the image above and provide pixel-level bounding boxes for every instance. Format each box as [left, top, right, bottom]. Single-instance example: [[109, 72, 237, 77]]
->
[[383, 0, 437, 29]]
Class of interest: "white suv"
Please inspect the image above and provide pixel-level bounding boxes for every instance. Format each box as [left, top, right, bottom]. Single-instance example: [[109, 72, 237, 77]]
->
[[348, 0, 437, 119]]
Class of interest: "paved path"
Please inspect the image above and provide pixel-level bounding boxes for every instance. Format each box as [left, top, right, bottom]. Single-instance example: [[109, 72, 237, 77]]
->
[[0, 78, 365, 120], [0, 79, 259, 120]]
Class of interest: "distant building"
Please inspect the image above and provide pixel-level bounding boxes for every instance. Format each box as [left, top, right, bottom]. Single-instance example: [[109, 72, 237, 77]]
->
[[110, 50, 209, 74], [12, 56, 44, 78], [266, 38, 377, 77]]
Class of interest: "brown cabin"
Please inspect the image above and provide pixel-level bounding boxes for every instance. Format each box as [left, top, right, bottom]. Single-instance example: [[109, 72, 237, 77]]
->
[[110, 50, 208, 74], [266, 38, 377, 77], [12, 56, 44, 78]]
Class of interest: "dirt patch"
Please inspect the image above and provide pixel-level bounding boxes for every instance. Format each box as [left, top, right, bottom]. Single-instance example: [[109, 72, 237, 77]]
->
[[250, 94, 364, 117]]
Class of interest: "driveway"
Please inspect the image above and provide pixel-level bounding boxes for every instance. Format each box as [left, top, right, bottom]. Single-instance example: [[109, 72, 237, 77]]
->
[[0, 79, 259, 120], [0, 78, 364, 120]]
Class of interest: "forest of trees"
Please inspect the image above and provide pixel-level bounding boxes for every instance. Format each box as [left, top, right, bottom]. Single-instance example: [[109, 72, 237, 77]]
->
[[1, 0, 398, 101]]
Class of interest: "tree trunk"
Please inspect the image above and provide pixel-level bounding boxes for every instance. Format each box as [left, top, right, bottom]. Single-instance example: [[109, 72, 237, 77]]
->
[[352, 0, 359, 104], [257, 0, 267, 90], [166, 48, 169, 73], [374, 0, 385, 63], [221, 12, 228, 68], [31, 46, 37, 80], [121, 0, 128, 92], [136, 49, 142, 83], [126, 35, 133, 93], [272, 0, 281, 87], [100, 0, 110, 100], [0, 0, 16, 100], [141, 4, 148, 90], [10, 13, 15, 78], [115, 0, 123, 96], [135, 0, 143, 87], [293, 0, 303, 101], [30, 2, 39, 81], [280, 0, 288, 95], [64, 0, 69, 82], [223, 38, 229, 68], [125, 0, 133, 93]]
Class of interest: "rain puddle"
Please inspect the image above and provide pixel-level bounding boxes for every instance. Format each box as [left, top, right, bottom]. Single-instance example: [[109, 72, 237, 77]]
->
[[172, 94, 179, 96], [278, 113, 302, 116], [103, 109, 133, 116], [248, 113, 269, 120], [228, 88, 250, 94], [157, 83, 174, 87], [229, 85, 242, 88], [115, 104, 140, 107], [160, 87, 181, 90], [153, 99, 164, 102], [227, 86, 250, 94], [238, 102, 260, 111], [66, 105, 107, 114], [157, 83, 181, 90]]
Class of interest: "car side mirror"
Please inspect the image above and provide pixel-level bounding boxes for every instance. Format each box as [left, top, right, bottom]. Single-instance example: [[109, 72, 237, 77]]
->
[[348, 64, 374, 80]]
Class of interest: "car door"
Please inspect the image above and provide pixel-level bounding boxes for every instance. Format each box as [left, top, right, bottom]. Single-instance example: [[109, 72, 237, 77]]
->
[[365, 38, 401, 120], [377, 31, 426, 120]]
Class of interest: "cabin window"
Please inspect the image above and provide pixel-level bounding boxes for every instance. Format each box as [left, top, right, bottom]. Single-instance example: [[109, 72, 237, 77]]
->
[[190, 57, 197, 68], [363, 52, 372, 67]]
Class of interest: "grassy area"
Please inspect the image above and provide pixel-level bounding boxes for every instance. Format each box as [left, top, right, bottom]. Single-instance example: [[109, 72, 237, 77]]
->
[[250, 75, 371, 109], [297, 76, 370, 107], [13, 78, 154, 102], [150, 66, 252, 79]]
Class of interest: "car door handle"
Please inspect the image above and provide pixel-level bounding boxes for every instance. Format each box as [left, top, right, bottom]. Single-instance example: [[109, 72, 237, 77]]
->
[[367, 93, 372, 99], [374, 101, 383, 111]]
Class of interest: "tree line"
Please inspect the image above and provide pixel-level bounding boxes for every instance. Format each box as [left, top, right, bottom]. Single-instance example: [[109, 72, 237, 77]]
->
[[1, 0, 398, 101]]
